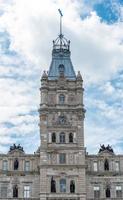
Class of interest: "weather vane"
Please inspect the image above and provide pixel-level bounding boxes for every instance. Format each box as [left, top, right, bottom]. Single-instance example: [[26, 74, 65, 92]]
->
[[58, 9, 63, 37]]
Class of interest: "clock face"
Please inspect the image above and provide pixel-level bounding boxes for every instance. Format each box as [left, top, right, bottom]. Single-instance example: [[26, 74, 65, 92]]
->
[[59, 115, 66, 124]]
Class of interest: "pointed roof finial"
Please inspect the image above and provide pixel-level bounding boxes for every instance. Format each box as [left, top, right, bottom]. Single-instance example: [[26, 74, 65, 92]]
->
[[52, 9, 70, 51]]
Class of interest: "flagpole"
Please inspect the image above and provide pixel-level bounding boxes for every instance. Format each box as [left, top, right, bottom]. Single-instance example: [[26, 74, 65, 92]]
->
[[58, 9, 63, 49]]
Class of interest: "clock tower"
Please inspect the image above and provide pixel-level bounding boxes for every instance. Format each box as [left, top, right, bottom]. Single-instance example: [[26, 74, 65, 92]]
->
[[39, 11, 86, 200]]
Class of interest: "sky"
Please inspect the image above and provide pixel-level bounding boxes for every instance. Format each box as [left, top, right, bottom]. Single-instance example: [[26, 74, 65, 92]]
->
[[0, 0, 123, 154]]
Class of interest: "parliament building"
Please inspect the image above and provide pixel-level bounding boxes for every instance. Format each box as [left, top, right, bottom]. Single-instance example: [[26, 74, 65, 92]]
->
[[0, 18, 123, 200]]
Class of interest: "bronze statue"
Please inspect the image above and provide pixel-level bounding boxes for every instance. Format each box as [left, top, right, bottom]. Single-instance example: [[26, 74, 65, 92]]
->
[[70, 180, 75, 193], [51, 176, 56, 193]]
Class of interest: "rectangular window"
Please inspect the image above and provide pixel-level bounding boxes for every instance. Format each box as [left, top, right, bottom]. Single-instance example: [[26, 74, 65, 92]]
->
[[1, 186, 7, 198], [115, 161, 120, 172], [2, 160, 8, 171], [24, 186, 30, 198], [94, 186, 100, 198], [93, 162, 98, 172], [60, 179, 66, 192], [59, 153, 66, 164], [25, 161, 30, 172], [116, 186, 122, 198]]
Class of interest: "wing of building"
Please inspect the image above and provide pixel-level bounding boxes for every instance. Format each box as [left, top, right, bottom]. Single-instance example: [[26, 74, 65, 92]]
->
[[0, 20, 123, 200]]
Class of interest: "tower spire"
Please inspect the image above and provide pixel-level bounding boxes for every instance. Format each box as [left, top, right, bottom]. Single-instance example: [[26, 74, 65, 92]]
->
[[53, 9, 70, 51]]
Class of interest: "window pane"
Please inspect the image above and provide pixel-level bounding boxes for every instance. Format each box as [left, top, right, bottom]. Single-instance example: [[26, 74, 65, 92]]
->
[[59, 154, 66, 164], [24, 186, 30, 198], [1, 187, 7, 198], [94, 186, 100, 198], [116, 186, 122, 198], [116, 162, 120, 172], [3, 160, 8, 171], [25, 161, 30, 171], [59, 94, 65, 104], [60, 132, 65, 143], [93, 162, 98, 172], [60, 179, 66, 192]]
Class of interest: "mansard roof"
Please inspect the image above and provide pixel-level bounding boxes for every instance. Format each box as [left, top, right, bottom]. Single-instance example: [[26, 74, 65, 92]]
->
[[48, 34, 76, 80]]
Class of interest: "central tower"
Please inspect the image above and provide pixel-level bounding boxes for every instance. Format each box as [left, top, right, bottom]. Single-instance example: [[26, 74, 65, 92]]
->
[[39, 11, 86, 200]]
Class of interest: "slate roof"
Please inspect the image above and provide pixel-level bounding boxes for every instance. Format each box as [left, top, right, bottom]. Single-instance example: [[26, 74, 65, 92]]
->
[[48, 35, 76, 80]]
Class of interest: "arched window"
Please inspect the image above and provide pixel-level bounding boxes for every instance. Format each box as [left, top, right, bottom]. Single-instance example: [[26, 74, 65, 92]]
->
[[60, 179, 66, 192], [52, 133, 56, 143], [70, 180, 75, 193], [13, 185, 18, 198], [14, 158, 19, 170], [59, 94, 65, 104], [69, 133, 73, 143], [51, 176, 56, 193], [59, 64, 65, 76], [106, 187, 110, 198], [60, 132, 65, 143], [104, 159, 109, 171]]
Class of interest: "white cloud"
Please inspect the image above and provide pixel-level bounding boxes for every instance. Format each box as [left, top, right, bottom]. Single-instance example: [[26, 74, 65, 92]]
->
[[1, 0, 123, 83], [1, 0, 123, 153]]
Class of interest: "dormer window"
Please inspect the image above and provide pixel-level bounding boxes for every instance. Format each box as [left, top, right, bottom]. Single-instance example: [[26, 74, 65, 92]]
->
[[59, 64, 65, 76]]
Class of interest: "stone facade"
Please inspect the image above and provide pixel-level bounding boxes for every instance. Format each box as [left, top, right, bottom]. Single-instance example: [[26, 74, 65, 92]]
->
[[0, 145, 40, 199], [0, 32, 123, 200]]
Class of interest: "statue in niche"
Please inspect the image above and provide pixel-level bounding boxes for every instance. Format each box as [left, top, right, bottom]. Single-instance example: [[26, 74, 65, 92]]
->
[[51, 176, 56, 193], [106, 187, 110, 198], [70, 180, 75, 193], [104, 159, 109, 171], [14, 159, 19, 170], [69, 133, 73, 143], [13, 185, 18, 197]]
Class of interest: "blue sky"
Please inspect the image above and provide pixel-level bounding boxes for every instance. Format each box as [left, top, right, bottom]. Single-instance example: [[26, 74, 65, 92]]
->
[[0, 0, 123, 154]]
